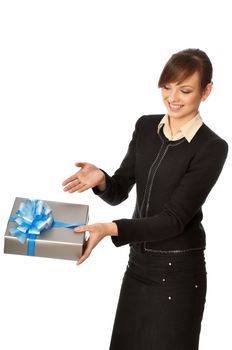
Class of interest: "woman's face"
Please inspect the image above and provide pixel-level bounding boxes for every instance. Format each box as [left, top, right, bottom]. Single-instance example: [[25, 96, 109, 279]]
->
[[161, 71, 211, 123]]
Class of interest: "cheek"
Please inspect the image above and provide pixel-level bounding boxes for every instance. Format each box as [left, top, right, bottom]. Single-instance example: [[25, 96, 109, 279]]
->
[[190, 96, 202, 106], [161, 91, 169, 101], [184, 95, 201, 106]]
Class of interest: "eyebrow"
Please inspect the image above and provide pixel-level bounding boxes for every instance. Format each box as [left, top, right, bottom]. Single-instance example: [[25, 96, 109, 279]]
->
[[165, 81, 195, 88], [176, 84, 194, 89]]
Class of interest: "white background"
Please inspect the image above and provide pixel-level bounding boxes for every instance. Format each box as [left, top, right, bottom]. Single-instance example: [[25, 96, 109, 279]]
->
[[0, 1, 231, 349]]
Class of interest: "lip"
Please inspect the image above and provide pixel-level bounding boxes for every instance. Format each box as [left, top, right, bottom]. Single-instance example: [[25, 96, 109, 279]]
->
[[168, 102, 184, 112]]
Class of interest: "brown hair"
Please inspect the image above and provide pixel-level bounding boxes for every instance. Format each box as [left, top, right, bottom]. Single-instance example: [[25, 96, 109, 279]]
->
[[158, 48, 213, 91]]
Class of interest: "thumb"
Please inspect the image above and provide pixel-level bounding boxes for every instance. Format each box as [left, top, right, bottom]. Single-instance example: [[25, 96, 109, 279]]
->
[[74, 225, 92, 233], [75, 162, 86, 168]]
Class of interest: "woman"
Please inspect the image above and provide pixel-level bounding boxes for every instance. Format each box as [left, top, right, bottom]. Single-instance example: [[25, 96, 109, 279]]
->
[[62, 48, 228, 349]]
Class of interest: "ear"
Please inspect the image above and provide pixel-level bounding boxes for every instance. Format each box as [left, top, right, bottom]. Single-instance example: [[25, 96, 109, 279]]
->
[[201, 82, 213, 101]]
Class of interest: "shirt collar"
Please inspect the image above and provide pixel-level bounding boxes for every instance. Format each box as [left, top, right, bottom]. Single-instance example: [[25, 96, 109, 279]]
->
[[157, 112, 203, 143]]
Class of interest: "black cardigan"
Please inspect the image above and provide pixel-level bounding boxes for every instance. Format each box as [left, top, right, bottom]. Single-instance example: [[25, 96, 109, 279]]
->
[[93, 115, 228, 251]]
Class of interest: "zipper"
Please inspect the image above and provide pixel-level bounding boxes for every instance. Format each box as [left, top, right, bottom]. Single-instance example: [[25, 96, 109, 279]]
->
[[139, 139, 168, 217]]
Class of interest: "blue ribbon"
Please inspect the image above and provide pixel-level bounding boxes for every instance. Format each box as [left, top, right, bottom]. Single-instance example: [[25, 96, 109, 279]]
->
[[8, 199, 84, 256]]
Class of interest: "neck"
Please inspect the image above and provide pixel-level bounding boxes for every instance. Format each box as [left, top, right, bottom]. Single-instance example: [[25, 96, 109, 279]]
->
[[168, 113, 198, 135]]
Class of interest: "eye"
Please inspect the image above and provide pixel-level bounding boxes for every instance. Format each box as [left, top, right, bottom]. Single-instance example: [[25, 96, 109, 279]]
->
[[181, 90, 192, 94], [162, 85, 171, 90]]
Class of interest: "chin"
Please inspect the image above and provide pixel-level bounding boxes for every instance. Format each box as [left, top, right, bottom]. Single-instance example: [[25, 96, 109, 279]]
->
[[168, 111, 184, 119]]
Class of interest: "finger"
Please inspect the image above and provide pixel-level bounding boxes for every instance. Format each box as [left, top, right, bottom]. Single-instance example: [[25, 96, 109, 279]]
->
[[77, 246, 92, 265], [77, 184, 91, 193], [77, 251, 91, 265], [62, 174, 79, 187], [67, 184, 85, 193], [67, 185, 80, 193], [74, 224, 93, 233], [68, 183, 90, 193], [63, 180, 82, 193]]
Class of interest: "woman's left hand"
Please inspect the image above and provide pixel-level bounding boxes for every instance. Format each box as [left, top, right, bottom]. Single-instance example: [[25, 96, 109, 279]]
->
[[75, 222, 118, 265]]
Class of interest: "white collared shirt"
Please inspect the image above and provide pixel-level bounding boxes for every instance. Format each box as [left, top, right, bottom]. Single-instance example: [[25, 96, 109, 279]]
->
[[158, 113, 203, 143]]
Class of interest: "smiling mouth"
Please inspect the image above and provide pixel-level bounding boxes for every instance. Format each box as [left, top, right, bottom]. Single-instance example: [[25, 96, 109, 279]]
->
[[168, 103, 183, 112]]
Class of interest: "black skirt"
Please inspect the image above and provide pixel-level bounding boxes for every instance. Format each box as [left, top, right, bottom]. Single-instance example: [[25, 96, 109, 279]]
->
[[109, 246, 207, 350]]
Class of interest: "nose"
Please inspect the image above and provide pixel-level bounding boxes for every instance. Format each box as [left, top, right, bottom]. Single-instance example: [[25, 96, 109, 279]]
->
[[167, 90, 179, 103]]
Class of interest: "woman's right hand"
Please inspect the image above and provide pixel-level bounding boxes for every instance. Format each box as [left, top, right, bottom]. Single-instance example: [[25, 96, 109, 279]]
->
[[62, 162, 106, 193]]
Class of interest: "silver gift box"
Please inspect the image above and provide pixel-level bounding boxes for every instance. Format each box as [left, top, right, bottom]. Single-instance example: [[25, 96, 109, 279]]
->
[[4, 197, 89, 260]]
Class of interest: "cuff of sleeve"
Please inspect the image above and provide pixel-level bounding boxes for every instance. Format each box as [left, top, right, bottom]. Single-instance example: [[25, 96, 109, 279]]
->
[[111, 235, 121, 247], [92, 170, 111, 197], [111, 219, 130, 247]]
